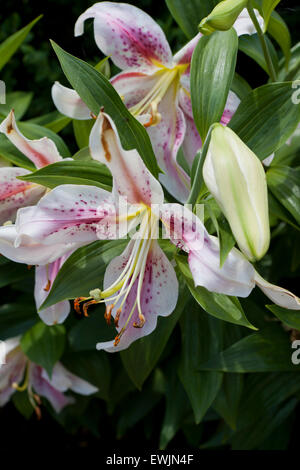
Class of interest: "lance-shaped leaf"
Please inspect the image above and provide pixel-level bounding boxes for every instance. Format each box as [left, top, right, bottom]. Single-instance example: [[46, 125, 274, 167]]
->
[[266, 165, 300, 225], [19, 160, 112, 191], [0, 91, 33, 120], [238, 33, 278, 75], [176, 254, 256, 329], [191, 29, 238, 141], [200, 325, 299, 372], [39, 240, 127, 310], [165, 0, 219, 38], [51, 41, 160, 178], [229, 82, 300, 160], [178, 300, 223, 424], [267, 304, 300, 331], [261, 0, 281, 31], [0, 16, 42, 71]]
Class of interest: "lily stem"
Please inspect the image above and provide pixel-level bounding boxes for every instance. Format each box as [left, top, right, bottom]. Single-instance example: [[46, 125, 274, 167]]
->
[[246, 1, 277, 82]]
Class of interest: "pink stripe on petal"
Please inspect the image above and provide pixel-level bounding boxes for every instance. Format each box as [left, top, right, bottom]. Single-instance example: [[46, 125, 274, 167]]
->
[[0, 167, 46, 224], [75, 2, 172, 71], [0, 111, 62, 168], [173, 33, 202, 66], [111, 70, 158, 108], [147, 88, 190, 202]]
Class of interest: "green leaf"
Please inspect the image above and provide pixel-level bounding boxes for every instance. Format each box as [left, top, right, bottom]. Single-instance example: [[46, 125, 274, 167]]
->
[[120, 283, 188, 389], [229, 82, 300, 160], [20, 322, 66, 376], [72, 146, 92, 161], [39, 240, 127, 310], [261, 0, 281, 31], [160, 361, 191, 449], [277, 42, 300, 81], [238, 34, 278, 75], [62, 351, 111, 401], [266, 165, 300, 225], [20, 160, 112, 191], [0, 16, 42, 71], [165, 0, 219, 38], [218, 216, 236, 267], [213, 373, 243, 429], [0, 260, 34, 288], [268, 192, 300, 231], [28, 111, 71, 133], [231, 73, 252, 100], [0, 91, 33, 120], [73, 119, 94, 149], [176, 255, 256, 329], [178, 301, 223, 424], [51, 41, 160, 178], [267, 304, 300, 330], [191, 29, 238, 141], [0, 300, 37, 341], [200, 325, 299, 372], [266, 9, 291, 67], [12, 391, 34, 420]]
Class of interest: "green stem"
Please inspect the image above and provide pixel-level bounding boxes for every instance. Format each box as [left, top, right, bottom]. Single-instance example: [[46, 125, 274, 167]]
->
[[247, 1, 277, 82]]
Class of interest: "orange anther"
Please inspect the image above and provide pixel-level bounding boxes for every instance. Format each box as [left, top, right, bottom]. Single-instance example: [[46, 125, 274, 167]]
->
[[82, 300, 97, 317], [114, 308, 122, 328], [43, 279, 51, 292], [104, 304, 114, 325]]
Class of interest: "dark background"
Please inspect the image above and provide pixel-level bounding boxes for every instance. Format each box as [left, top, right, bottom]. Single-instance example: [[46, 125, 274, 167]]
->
[[0, 0, 299, 454]]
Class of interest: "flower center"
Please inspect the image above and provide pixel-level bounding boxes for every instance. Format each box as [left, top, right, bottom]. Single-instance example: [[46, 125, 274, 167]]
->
[[129, 63, 188, 127], [74, 208, 159, 346]]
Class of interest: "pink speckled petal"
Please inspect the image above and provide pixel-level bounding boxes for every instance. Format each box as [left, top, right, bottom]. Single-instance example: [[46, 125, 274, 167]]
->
[[111, 70, 159, 108], [254, 272, 300, 310], [160, 204, 254, 297], [220, 91, 240, 125], [96, 239, 178, 352], [89, 112, 164, 205], [0, 110, 62, 168], [30, 365, 75, 413], [14, 184, 118, 246], [34, 253, 72, 326], [51, 82, 91, 120], [147, 86, 190, 202], [178, 90, 202, 167], [75, 2, 172, 72], [0, 224, 78, 265], [0, 167, 46, 224]]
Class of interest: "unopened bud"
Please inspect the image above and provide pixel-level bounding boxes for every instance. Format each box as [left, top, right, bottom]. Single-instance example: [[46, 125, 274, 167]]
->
[[203, 124, 270, 261], [199, 0, 248, 34]]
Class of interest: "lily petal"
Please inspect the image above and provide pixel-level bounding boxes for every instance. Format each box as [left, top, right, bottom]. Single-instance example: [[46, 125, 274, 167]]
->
[[51, 82, 91, 120], [89, 112, 164, 205], [234, 8, 264, 36], [0, 224, 79, 265], [30, 365, 75, 413], [161, 203, 255, 297], [111, 70, 159, 108], [15, 184, 115, 246], [34, 254, 72, 325], [147, 87, 190, 202], [41, 362, 98, 395], [0, 110, 62, 168], [75, 2, 172, 71], [0, 167, 46, 224], [254, 272, 300, 310], [97, 239, 178, 352], [173, 33, 202, 70], [220, 91, 240, 125]]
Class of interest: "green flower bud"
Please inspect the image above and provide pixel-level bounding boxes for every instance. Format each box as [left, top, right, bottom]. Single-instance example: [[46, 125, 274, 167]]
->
[[203, 124, 270, 261], [199, 0, 248, 34]]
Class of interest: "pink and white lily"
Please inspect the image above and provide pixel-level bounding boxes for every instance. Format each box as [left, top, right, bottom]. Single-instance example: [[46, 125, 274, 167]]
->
[[0, 336, 98, 415], [1, 112, 298, 352], [0, 110, 63, 224], [52, 2, 245, 202], [0, 110, 75, 325]]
